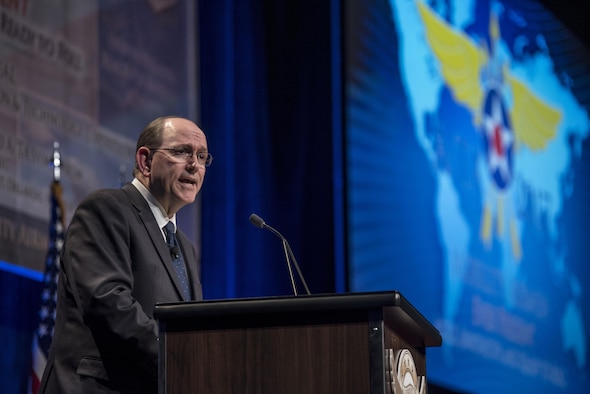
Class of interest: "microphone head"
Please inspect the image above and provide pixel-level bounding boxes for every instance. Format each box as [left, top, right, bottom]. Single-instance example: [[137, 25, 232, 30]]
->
[[249, 213, 265, 228]]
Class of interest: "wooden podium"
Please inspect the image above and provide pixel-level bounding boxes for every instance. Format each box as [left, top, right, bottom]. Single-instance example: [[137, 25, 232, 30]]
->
[[154, 291, 442, 394]]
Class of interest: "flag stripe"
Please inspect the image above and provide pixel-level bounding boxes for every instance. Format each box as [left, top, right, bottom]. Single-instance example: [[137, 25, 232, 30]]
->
[[30, 335, 46, 393]]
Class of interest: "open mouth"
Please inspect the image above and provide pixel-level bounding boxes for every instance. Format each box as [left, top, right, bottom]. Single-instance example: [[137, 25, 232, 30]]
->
[[179, 178, 196, 185]]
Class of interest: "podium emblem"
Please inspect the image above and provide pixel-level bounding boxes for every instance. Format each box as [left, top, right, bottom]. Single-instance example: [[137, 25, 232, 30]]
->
[[395, 348, 425, 394]]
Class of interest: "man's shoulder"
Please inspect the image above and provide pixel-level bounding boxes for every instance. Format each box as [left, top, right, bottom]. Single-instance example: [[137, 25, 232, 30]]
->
[[83, 183, 138, 198], [82, 186, 127, 202], [77, 184, 143, 212]]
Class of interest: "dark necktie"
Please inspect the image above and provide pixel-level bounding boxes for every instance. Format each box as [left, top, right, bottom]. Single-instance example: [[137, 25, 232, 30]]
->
[[163, 221, 191, 301]]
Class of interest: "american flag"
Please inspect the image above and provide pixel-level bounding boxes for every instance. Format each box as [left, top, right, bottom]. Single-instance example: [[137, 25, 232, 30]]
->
[[29, 181, 65, 394]]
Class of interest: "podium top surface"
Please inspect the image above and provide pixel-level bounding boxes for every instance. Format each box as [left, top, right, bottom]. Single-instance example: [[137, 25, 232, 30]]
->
[[154, 291, 442, 347]]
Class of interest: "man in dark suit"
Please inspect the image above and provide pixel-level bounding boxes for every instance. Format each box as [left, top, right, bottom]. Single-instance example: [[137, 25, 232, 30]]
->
[[39, 116, 212, 393]]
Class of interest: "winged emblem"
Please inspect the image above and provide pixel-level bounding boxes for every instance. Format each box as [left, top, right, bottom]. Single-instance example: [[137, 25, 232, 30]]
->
[[417, 0, 561, 150], [416, 1, 562, 260]]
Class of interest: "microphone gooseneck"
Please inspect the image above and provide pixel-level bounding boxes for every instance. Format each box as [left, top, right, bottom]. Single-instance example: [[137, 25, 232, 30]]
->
[[249, 213, 311, 296]]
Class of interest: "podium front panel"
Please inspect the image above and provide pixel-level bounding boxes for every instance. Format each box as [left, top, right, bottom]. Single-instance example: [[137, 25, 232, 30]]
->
[[155, 292, 442, 394], [163, 318, 371, 393]]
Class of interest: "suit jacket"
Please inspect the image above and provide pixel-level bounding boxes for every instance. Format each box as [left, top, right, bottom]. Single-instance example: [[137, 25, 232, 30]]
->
[[39, 183, 203, 394]]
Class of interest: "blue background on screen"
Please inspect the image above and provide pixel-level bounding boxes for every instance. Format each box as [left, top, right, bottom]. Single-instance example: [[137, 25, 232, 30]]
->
[[346, 1, 590, 392]]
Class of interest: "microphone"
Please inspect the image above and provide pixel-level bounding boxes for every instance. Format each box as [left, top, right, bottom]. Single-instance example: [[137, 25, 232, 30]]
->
[[170, 245, 180, 258], [249, 213, 311, 296], [249, 214, 265, 229]]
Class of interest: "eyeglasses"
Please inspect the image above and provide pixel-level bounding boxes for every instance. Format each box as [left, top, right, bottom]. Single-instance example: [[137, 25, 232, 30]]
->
[[149, 147, 213, 167]]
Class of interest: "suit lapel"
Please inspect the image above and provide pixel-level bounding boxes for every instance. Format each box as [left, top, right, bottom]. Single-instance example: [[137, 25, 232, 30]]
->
[[122, 183, 189, 301]]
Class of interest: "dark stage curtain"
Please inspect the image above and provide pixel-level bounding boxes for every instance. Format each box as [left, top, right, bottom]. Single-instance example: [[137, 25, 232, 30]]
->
[[198, 0, 341, 299]]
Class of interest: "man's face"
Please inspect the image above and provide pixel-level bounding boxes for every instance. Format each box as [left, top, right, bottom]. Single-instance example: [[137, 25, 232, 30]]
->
[[148, 118, 208, 216]]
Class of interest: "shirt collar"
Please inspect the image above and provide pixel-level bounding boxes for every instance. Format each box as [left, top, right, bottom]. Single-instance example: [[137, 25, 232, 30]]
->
[[131, 178, 176, 233]]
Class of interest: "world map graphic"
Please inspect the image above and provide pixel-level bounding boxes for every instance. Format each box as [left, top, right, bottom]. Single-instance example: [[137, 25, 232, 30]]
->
[[391, 0, 589, 391]]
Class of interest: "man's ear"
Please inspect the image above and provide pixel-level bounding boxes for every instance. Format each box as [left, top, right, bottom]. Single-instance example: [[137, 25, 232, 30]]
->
[[136, 147, 151, 175]]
